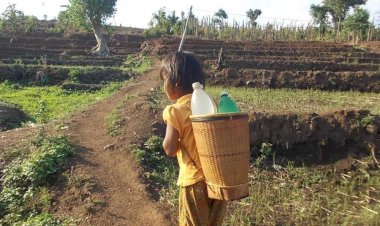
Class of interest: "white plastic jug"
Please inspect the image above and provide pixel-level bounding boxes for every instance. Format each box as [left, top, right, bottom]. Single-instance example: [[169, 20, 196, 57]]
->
[[191, 82, 217, 115]]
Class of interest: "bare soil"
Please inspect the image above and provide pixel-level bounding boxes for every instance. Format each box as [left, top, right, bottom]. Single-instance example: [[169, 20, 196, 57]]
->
[[209, 68, 380, 92], [248, 110, 380, 166], [0, 102, 27, 131], [360, 41, 380, 53]]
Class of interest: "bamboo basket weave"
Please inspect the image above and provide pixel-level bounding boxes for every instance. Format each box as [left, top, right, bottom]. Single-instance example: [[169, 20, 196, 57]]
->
[[190, 112, 250, 200]]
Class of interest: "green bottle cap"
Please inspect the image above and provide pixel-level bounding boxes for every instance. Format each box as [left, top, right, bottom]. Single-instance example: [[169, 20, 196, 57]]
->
[[220, 91, 228, 97]]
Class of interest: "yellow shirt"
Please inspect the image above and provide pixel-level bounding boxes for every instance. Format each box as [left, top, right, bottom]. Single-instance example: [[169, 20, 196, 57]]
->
[[163, 94, 204, 187]]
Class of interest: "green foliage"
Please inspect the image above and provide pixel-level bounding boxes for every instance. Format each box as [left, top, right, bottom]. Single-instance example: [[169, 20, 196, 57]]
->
[[22, 15, 38, 32], [69, 0, 117, 25], [255, 143, 274, 167], [0, 80, 20, 91], [259, 143, 273, 157], [0, 135, 73, 224], [19, 213, 63, 226], [0, 81, 123, 123], [212, 9, 228, 26], [143, 8, 182, 37], [319, 0, 367, 32], [35, 100, 48, 124], [310, 4, 329, 26], [343, 7, 370, 34], [68, 67, 88, 83], [54, 4, 91, 32], [105, 102, 123, 136], [359, 114, 375, 127], [56, 0, 117, 33], [0, 4, 38, 33], [308, 0, 369, 40], [132, 135, 178, 205], [121, 55, 153, 74], [246, 9, 262, 27], [0, 4, 24, 33]]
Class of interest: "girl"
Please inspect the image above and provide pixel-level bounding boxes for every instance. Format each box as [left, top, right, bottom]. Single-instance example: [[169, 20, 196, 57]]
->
[[160, 51, 227, 226]]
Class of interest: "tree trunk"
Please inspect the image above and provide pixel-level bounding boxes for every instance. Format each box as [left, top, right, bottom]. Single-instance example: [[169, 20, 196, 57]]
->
[[337, 17, 341, 39], [92, 21, 110, 57]]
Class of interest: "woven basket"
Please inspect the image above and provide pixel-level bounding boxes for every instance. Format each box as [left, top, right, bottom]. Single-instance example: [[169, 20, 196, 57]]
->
[[190, 112, 250, 200]]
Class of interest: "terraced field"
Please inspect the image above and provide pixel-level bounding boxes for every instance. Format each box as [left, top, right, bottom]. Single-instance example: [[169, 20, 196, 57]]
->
[[0, 32, 145, 85], [1, 31, 379, 166], [159, 36, 380, 92]]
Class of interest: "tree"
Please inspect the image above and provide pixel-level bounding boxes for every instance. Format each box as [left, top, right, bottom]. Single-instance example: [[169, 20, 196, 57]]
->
[[246, 9, 262, 28], [144, 8, 182, 37], [322, 0, 367, 35], [65, 0, 118, 56], [343, 7, 370, 44], [310, 4, 329, 38], [1, 4, 24, 33], [212, 9, 228, 27], [0, 4, 38, 33]]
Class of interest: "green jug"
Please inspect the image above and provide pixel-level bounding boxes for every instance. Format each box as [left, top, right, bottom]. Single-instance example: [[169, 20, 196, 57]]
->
[[218, 91, 238, 113]]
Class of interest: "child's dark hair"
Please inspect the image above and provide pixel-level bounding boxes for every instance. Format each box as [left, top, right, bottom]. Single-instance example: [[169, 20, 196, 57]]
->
[[160, 51, 205, 94]]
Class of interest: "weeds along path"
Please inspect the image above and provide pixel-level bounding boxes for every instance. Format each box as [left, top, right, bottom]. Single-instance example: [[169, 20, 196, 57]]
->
[[55, 60, 171, 226]]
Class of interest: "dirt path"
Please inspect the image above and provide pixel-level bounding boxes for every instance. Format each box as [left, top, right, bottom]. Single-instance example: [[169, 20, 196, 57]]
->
[[52, 61, 172, 225]]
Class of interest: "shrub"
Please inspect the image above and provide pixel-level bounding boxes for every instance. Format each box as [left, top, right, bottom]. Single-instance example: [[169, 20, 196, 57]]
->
[[0, 135, 73, 224]]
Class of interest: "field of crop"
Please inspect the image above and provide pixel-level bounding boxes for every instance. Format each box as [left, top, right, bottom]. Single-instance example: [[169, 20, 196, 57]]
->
[[0, 30, 379, 225]]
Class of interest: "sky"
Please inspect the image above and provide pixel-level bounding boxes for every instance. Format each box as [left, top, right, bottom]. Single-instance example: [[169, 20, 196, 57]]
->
[[0, 0, 379, 28]]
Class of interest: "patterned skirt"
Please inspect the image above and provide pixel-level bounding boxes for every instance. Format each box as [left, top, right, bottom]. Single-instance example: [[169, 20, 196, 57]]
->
[[179, 180, 227, 226]]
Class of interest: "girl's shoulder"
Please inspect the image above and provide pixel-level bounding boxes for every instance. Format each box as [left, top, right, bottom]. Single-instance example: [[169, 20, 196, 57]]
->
[[165, 102, 190, 115], [163, 101, 191, 120]]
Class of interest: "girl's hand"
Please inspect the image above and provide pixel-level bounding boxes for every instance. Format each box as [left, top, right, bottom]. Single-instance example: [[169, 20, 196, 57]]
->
[[163, 124, 179, 157]]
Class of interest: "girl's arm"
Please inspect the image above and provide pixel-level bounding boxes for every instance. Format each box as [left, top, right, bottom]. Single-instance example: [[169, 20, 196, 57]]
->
[[163, 124, 179, 157]]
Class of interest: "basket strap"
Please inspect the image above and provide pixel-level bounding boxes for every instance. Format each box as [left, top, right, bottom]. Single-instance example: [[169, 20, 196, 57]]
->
[[180, 103, 202, 170], [179, 143, 202, 170]]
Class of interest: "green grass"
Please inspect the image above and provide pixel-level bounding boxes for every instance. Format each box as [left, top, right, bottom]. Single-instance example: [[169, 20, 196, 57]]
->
[[105, 101, 124, 137], [105, 90, 137, 137], [0, 81, 123, 123], [132, 135, 179, 208], [121, 55, 153, 74], [206, 86, 380, 115]]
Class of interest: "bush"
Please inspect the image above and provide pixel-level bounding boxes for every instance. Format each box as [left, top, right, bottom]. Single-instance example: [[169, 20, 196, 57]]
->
[[0, 135, 74, 224], [132, 135, 178, 196]]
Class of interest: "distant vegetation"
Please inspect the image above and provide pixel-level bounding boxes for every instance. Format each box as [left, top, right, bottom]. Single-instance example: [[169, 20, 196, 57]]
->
[[310, 0, 372, 43], [0, 4, 38, 33], [1, 1, 377, 42], [143, 1, 378, 42], [57, 0, 118, 56], [143, 7, 184, 37]]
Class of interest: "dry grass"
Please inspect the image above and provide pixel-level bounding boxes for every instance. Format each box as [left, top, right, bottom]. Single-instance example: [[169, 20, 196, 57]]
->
[[224, 157, 380, 225]]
